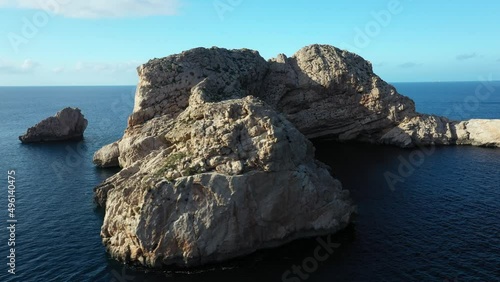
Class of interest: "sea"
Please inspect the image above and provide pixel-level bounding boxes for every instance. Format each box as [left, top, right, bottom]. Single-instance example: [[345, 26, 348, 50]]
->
[[0, 81, 499, 282]]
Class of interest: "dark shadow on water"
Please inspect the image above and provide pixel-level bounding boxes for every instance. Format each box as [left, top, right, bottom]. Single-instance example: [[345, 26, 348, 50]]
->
[[101, 224, 357, 282], [95, 141, 404, 281], [94, 140, 500, 281]]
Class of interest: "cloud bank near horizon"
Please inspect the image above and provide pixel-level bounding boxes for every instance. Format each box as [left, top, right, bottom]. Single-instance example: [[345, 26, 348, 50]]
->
[[0, 0, 179, 18], [0, 58, 39, 73]]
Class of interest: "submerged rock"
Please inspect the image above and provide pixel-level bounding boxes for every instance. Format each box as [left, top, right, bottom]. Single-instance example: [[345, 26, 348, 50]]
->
[[19, 107, 88, 143]]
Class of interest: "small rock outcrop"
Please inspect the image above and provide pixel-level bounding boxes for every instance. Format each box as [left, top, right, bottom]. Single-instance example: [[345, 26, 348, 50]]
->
[[19, 107, 88, 143], [93, 141, 120, 168], [380, 115, 500, 148]]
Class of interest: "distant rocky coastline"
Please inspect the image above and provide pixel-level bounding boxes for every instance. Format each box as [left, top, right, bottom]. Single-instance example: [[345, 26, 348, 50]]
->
[[19, 107, 88, 143], [93, 44, 500, 268]]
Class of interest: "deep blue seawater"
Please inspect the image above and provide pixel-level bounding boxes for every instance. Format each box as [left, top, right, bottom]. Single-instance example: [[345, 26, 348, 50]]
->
[[0, 82, 498, 282]]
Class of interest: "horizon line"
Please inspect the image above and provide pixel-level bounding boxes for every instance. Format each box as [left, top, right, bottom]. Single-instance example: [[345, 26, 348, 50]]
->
[[1, 80, 500, 87]]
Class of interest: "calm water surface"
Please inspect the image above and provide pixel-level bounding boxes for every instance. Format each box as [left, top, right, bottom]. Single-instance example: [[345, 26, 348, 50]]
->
[[0, 82, 498, 281]]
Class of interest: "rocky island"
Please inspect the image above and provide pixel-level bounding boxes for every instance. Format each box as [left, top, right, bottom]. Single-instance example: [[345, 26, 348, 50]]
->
[[93, 44, 500, 268], [19, 107, 88, 143]]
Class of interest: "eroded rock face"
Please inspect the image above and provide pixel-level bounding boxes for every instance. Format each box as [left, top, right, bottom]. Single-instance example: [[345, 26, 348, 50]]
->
[[122, 45, 417, 144], [128, 47, 268, 128], [94, 45, 500, 160], [94, 90, 354, 268], [380, 115, 500, 148], [457, 119, 500, 147], [260, 45, 416, 141], [19, 107, 88, 143]]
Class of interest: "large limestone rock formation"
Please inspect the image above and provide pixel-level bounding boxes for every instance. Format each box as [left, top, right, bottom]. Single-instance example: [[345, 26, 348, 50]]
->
[[19, 107, 88, 143], [123, 45, 416, 145], [94, 45, 499, 160], [93, 44, 500, 268], [94, 89, 354, 268]]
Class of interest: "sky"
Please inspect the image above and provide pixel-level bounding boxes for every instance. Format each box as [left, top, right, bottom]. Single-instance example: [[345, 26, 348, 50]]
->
[[0, 0, 499, 86]]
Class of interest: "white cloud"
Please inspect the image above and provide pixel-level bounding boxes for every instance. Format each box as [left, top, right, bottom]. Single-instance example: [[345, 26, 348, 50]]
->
[[0, 58, 39, 73], [75, 61, 84, 71], [21, 58, 39, 70], [0, 0, 179, 18], [53, 66, 65, 73]]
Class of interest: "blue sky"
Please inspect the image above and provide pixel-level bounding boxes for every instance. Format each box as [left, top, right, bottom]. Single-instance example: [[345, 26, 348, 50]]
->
[[0, 0, 499, 86]]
